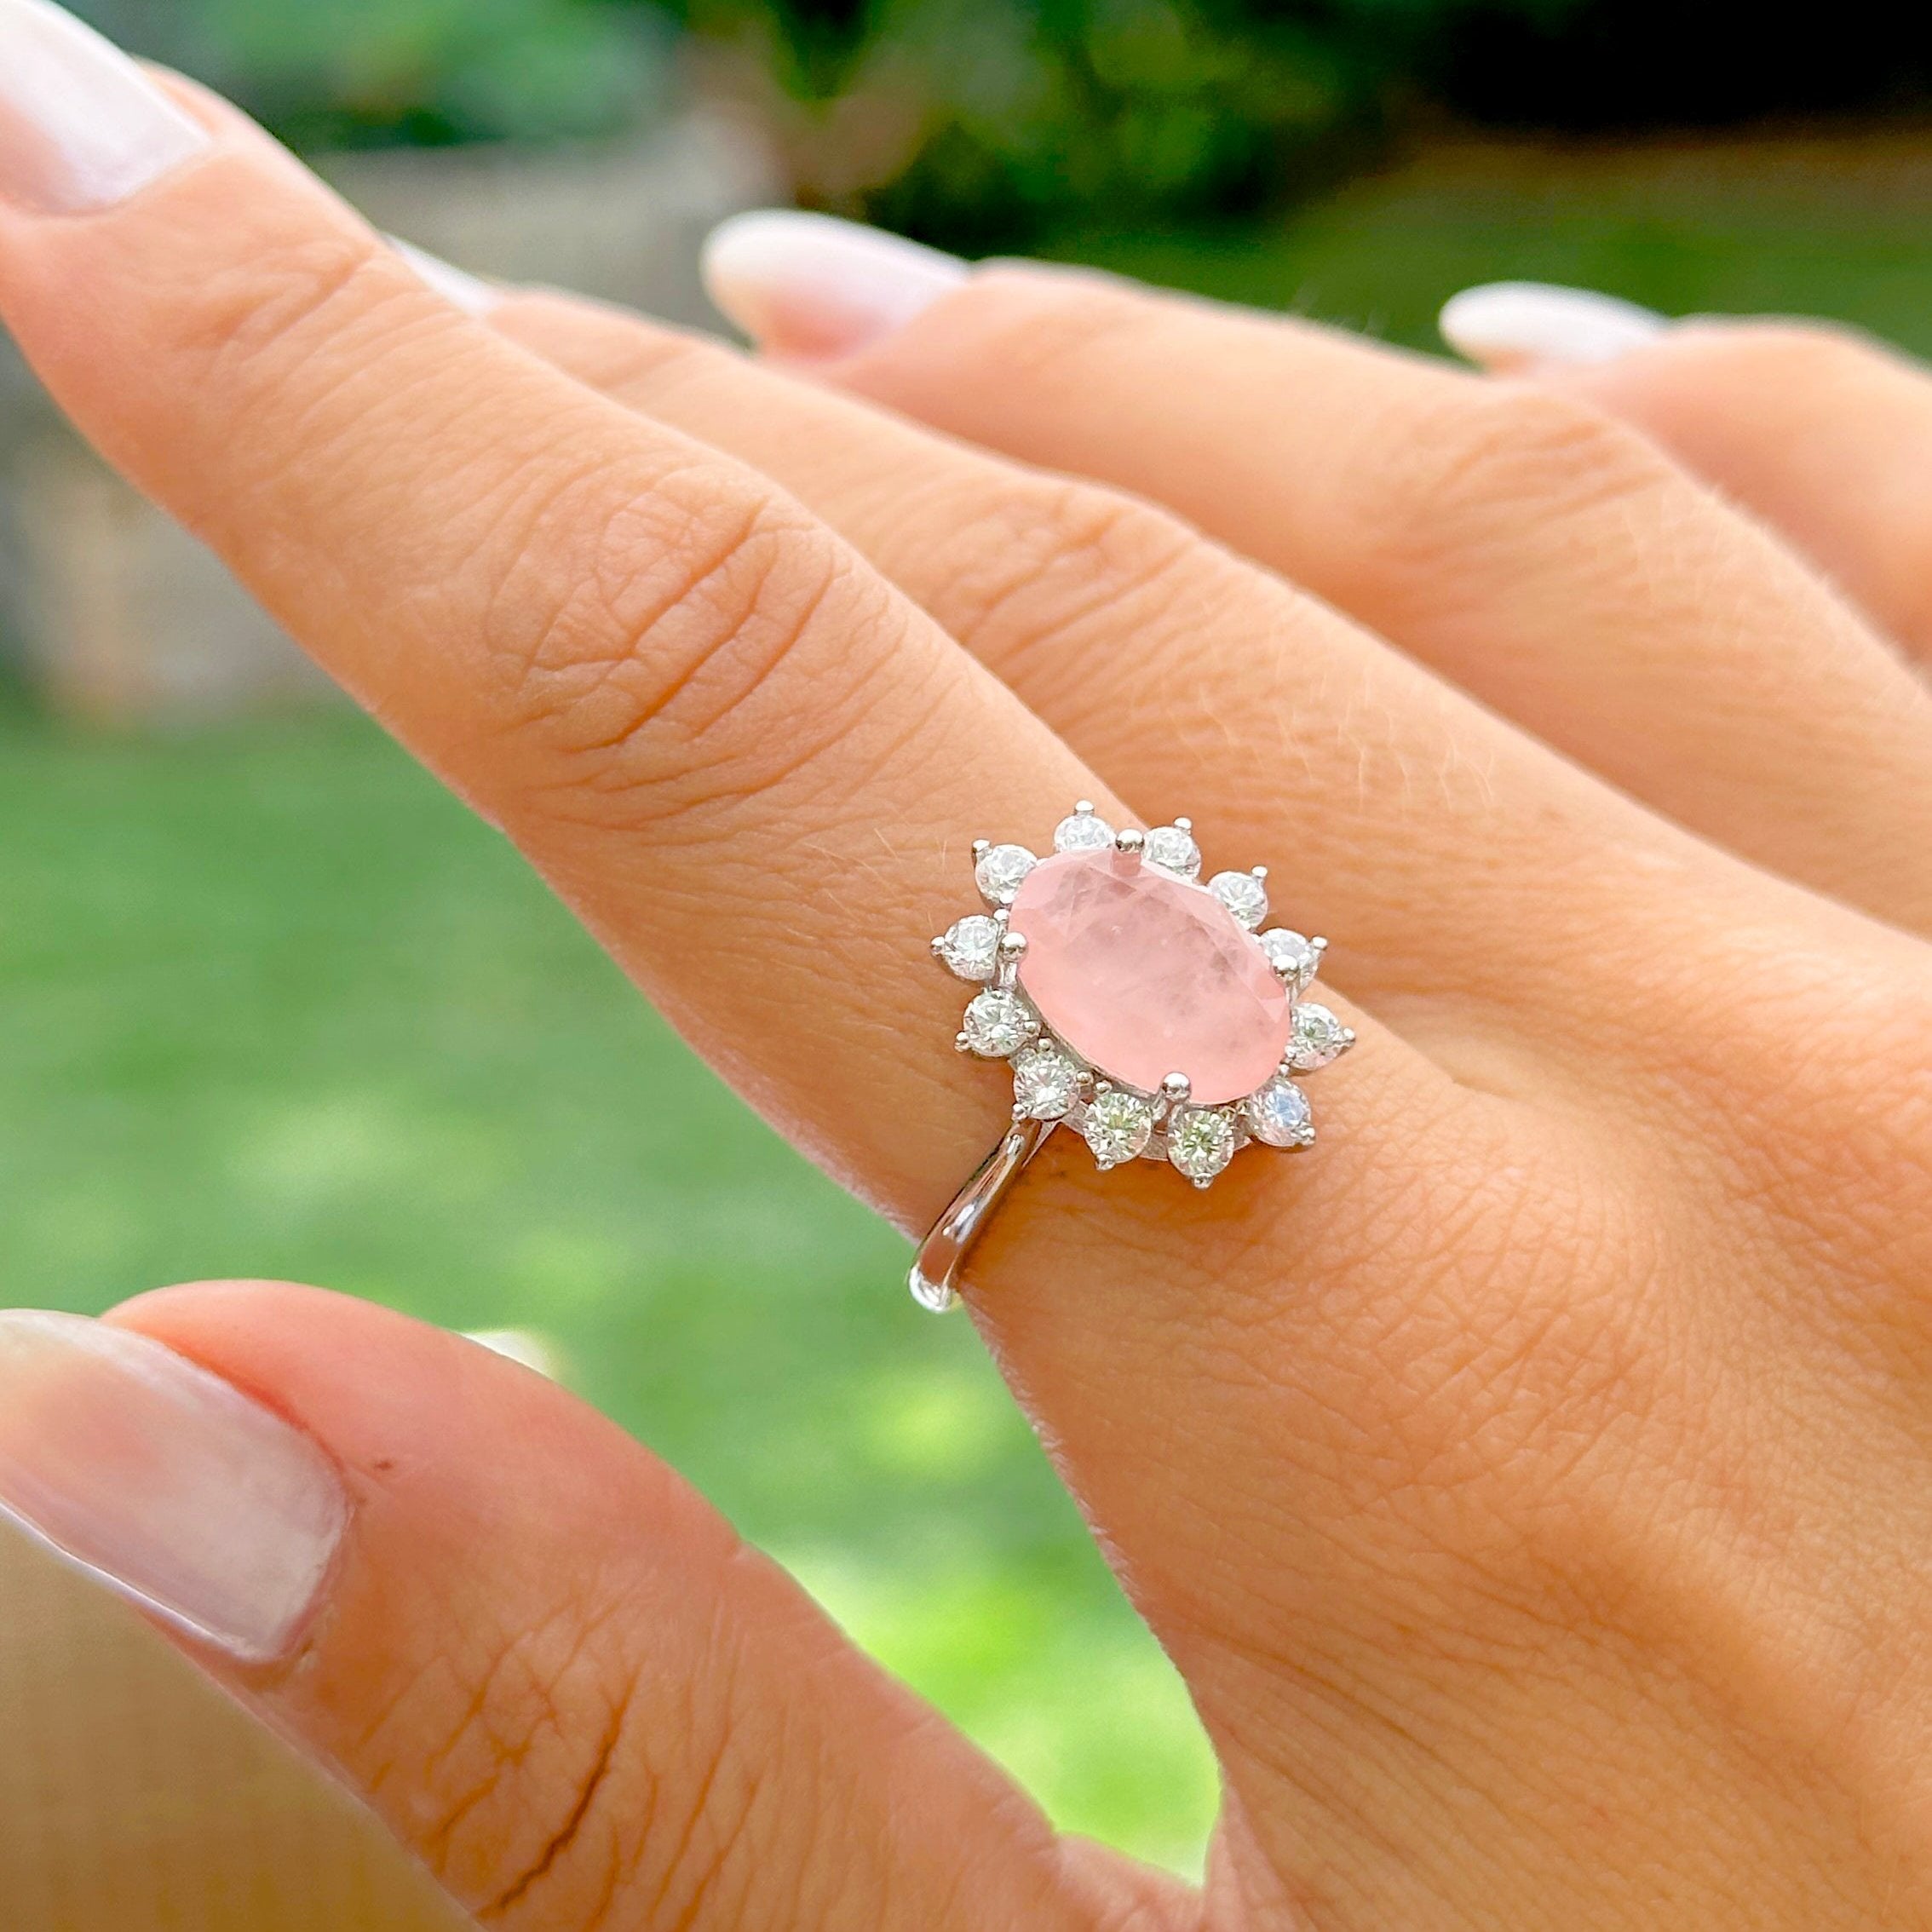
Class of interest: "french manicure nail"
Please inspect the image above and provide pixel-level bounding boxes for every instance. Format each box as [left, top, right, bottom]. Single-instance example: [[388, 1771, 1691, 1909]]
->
[[1440, 281, 1667, 372], [389, 235, 503, 317], [0, 0, 210, 216], [703, 208, 969, 359], [0, 1311, 346, 1661]]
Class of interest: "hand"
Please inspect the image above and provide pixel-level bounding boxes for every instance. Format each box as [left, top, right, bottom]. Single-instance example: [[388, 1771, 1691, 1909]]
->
[[3, 9, 1932, 1928]]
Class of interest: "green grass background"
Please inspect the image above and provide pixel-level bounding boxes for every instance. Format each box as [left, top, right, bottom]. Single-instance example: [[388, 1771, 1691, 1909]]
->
[[7, 141, 1932, 1874]]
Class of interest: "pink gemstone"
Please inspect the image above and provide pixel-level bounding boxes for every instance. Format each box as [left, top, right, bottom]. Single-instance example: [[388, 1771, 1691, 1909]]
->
[[1009, 850, 1291, 1106]]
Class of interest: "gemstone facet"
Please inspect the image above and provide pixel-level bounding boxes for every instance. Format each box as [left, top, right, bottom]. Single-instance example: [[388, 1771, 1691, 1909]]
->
[[1010, 850, 1291, 1105], [963, 988, 1037, 1057], [1245, 1076, 1314, 1147], [975, 843, 1037, 906], [1012, 1042, 1082, 1118], [1208, 870, 1268, 931], [1054, 808, 1115, 854], [1081, 1089, 1154, 1166], [936, 913, 1001, 982], [1285, 1003, 1352, 1072], [1167, 1106, 1237, 1183]]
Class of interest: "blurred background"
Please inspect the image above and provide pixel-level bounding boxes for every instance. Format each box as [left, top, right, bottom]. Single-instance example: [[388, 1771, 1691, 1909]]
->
[[9, 0, 1932, 1887]]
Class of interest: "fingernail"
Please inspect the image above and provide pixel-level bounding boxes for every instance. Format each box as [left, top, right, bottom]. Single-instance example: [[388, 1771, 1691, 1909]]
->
[[703, 209, 969, 359], [389, 235, 503, 317], [0, 0, 211, 216], [0, 1311, 347, 1662], [1440, 281, 1667, 372]]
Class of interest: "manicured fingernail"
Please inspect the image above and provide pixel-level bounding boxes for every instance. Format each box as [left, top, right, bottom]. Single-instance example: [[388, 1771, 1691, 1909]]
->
[[1440, 281, 1667, 372], [0, 0, 211, 216], [0, 1311, 346, 1661], [389, 235, 503, 317], [703, 209, 969, 359]]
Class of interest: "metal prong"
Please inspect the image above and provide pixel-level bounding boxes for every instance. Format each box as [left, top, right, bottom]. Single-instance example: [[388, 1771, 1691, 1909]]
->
[[1193, 1176, 1212, 1190], [1174, 816, 1193, 831], [972, 838, 991, 859], [1161, 1072, 1192, 1104], [956, 1032, 973, 1053], [930, 935, 947, 956], [1115, 828, 1146, 860], [1074, 798, 1095, 814], [1251, 865, 1268, 880], [998, 931, 1028, 963], [1311, 936, 1329, 955]]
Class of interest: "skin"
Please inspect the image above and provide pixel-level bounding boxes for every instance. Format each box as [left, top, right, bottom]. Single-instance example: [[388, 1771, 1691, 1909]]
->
[[8, 73, 1932, 1932]]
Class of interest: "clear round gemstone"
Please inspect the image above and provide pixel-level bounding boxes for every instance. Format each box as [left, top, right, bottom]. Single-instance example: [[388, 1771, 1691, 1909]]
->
[[1208, 870, 1268, 930], [1012, 1042, 1082, 1118], [975, 842, 1037, 906], [1054, 808, 1115, 854], [1167, 1106, 1237, 1182], [1256, 928, 1319, 990], [1285, 1003, 1352, 1072], [1142, 825, 1201, 880], [1081, 1089, 1154, 1166], [1245, 1076, 1314, 1147], [963, 988, 1036, 1057], [936, 913, 1001, 982]]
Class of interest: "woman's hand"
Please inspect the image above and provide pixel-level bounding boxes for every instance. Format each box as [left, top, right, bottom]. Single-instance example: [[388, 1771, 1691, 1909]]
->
[[4, 7, 1932, 1926]]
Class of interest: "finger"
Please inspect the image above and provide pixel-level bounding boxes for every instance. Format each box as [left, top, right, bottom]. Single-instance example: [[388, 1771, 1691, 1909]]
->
[[704, 214, 1932, 937], [0, 1289, 1182, 1929], [1443, 286, 1932, 666]]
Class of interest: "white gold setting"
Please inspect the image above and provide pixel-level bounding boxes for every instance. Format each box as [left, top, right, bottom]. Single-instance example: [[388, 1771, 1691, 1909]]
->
[[911, 803, 1351, 1309]]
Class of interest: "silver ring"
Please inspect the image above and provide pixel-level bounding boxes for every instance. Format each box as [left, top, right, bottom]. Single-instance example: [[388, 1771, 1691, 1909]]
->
[[910, 803, 1352, 1311]]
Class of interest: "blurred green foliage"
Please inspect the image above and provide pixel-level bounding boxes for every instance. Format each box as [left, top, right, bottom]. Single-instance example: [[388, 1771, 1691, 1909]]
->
[[87, 1, 1932, 246], [85, 0, 676, 147]]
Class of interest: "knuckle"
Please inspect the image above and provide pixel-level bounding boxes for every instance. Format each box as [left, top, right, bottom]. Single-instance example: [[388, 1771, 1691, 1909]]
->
[[397, 1583, 774, 1931], [923, 473, 1204, 678], [474, 462, 878, 817], [1363, 382, 1673, 584], [158, 230, 416, 425]]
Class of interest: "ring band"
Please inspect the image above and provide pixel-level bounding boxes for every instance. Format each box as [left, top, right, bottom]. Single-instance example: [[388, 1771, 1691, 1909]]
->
[[909, 803, 1352, 1310]]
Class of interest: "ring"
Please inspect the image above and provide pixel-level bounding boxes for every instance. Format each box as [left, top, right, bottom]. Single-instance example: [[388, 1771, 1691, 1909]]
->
[[909, 802, 1353, 1311]]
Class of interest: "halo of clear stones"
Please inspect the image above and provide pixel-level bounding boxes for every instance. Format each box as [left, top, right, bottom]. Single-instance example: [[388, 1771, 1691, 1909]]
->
[[931, 803, 1349, 1199], [1012, 1042, 1083, 1118], [975, 842, 1037, 906], [1142, 825, 1202, 880], [1285, 1003, 1352, 1072], [1054, 808, 1115, 854], [1208, 870, 1268, 930], [963, 988, 1037, 1056], [1245, 1076, 1314, 1147], [1257, 928, 1320, 990], [1167, 1107, 1237, 1182], [936, 913, 1001, 982], [1082, 1089, 1155, 1166]]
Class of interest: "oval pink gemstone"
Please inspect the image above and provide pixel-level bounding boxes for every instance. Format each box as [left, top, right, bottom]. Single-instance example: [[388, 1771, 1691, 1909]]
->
[[1009, 850, 1291, 1105]]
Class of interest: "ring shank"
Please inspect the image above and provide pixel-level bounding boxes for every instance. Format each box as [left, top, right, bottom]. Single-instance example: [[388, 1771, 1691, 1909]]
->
[[908, 1116, 1055, 1311]]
